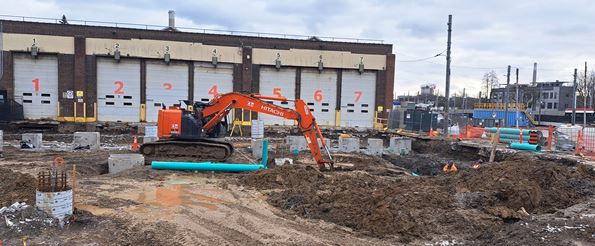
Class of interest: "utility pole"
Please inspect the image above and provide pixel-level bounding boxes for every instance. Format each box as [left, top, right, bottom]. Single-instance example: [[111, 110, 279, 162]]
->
[[573, 68, 577, 125], [464, 90, 467, 110], [538, 83, 542, 125], [505, 65, 511, 127], [443, 14, 452, 135], [515, 68, 520, 128], [532, 63, 538, 111], [584, 61, 588, 126]]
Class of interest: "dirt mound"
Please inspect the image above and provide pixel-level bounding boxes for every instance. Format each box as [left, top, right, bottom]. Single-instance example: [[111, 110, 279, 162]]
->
[[455, 157, 595, 215], [0, 168, 36, 207], [238, 156, 595, 243]]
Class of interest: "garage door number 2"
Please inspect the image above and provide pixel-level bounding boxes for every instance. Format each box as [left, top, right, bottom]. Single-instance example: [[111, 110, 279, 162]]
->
[[114, 81, 125, 95]]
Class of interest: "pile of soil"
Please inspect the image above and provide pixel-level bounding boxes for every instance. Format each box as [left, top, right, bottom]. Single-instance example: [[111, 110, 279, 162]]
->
[[0, 168, 36, 207], [238, 156, 595, 243], [455, 157, 595, 215]]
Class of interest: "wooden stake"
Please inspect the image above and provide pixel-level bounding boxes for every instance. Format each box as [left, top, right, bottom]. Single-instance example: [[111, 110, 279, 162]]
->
[[489, 128, 499, 163], [72, 165, 76, 206]]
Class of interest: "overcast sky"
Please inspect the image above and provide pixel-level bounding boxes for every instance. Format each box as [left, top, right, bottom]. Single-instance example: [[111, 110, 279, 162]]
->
[[3, 0, 595, 97]]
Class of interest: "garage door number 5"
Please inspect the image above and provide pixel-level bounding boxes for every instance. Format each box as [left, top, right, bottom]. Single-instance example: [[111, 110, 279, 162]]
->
[[273, 88, 282, 98], [114, 81, 125, 95]]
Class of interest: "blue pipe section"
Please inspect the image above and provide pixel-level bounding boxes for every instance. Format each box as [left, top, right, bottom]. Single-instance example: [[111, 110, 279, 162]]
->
[[510, 143, 541, 152], [152, 161, 266, 172], [151, 139, 269, 172], [486, 127, 534, 135]]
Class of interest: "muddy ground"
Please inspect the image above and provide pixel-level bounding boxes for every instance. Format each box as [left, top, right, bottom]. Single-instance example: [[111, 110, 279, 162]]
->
[[0, 132, 594, 245]]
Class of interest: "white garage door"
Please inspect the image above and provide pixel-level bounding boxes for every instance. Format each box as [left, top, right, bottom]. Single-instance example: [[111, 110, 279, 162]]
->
[[146, 61, 188, 122], [13, 55, 59, 120], [259, 67, 296, 126], [300, 68, 337, 126], [194, 63, 233, 103], [340, 70, 376, 128], [97, 58, 141, 122]]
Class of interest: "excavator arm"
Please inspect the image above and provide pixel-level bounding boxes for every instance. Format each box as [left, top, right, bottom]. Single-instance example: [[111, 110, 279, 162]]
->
[[199, 92, 334, 169]]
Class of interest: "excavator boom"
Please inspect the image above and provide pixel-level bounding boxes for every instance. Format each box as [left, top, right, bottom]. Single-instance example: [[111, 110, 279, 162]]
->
[[141, 92, 333, 169], [201, 92, 333, 168]]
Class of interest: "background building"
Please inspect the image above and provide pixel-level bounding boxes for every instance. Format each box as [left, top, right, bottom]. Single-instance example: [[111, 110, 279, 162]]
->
[[490, 81, 574, 116], [0, 14, 395, 128]]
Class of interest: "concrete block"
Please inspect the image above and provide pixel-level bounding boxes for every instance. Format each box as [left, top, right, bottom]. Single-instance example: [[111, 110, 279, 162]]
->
[[143, 136, 159, 144], [317, 138, 332, 149], [339, 137, 360, 153], [251, 120, 264, 139], [145, 125, 158, 138], [73, 132, 101, 150], [286, 136, 308, 152], [390, 137, 412, 155], [108, 154, 144, 174], [251, 139, 264, 159], [367, 138, 384, 156], [21, 133, 42, 149]]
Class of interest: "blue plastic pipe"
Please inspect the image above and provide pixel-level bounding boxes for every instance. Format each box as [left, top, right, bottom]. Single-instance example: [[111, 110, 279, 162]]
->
[[510, 142, 541, 152], [151, 139, 269, 172], [152, 161, 266, 172], [486, 127, 533, 135]]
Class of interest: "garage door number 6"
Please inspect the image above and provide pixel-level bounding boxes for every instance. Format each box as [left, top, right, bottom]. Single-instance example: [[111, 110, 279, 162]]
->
[[314, 90, 323, 102]]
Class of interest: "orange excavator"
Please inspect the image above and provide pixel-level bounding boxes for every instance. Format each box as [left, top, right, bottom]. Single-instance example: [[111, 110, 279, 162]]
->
[[139, 92, 334, 169]]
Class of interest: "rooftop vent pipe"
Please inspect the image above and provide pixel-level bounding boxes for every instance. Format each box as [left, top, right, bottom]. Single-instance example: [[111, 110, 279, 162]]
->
[[168, 10, 175, 29]]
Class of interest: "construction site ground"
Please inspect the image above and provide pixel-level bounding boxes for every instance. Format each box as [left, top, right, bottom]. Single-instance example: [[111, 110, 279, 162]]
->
[[0, 128, 594, 245]]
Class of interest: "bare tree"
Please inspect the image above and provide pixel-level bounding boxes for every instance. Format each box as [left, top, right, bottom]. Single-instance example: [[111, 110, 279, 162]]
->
[[576, 70, 595, 107], [482, 71, 499, 100]]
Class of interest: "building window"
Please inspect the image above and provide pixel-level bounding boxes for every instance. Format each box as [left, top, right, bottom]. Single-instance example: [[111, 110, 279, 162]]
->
[[553, 103, 558, 109], [547, 102, 553, 109], [543, 93, 549, 99], [553, 92, 557, 99]]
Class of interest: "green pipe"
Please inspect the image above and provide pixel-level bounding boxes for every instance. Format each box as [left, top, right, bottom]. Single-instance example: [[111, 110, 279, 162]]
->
[[498, 134, 522, 139], [486, 127, 534, 135], [152, 161, 266, 172], [510, 142, 541, 152], [152, 139, 269, 172]]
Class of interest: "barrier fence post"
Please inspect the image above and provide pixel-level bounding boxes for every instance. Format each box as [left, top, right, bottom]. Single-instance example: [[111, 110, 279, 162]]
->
[[547, 125, 554, 151], [576, 130, 583, 155]]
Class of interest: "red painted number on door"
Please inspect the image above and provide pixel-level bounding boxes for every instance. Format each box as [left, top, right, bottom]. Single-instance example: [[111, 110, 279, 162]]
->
[[354, 91, 363, 102], [208, 85, 219, 97], [273, 88, 282, 98], [32, 78, 40, 92], [314, 90, 323, 102], [114, 81, 124, 95], [163, 83, 172, 90]]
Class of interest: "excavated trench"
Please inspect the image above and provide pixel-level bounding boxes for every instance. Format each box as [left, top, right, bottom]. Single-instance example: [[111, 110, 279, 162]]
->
[[238, 139, 595, 243]]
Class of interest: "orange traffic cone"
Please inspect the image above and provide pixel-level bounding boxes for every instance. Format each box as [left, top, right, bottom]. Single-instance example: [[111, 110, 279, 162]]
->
[[132, 136, 139, 151]]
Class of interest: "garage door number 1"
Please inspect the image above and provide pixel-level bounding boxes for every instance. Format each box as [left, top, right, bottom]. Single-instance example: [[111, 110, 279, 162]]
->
[[32, 78, 40, 92]]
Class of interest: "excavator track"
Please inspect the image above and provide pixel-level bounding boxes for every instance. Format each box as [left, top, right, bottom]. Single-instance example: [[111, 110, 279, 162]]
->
[[139, 139, 233, 164]]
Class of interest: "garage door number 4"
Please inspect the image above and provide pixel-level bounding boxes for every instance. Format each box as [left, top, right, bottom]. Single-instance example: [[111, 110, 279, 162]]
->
[[209, 85, 219, 97]]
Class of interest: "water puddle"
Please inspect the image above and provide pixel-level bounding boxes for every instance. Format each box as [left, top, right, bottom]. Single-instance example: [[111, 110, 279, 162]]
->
[[132, 180, 227, 211], [77, 204, 114, 215]]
